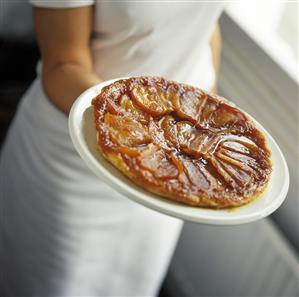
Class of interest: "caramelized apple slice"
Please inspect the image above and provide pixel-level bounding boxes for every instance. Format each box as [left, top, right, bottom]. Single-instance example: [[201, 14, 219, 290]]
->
[[106, 94, 151, 124], [209, 103, 248, 130], [221, 140, 251, 154], [210, 156, 252, 189], [199, 96, 219, 127], [169, 121, 215, 157], [130, 85, 174, 116], [104, 113, 151, 147], [218, 159, 252, 187], [172, 89, 206, 123], [175, 121, 195, 144], [180, 157, 210, 190], [160, 115, 178, 146], [148, 120, 171, 150], [138, 144, 178, 180], [198, 99, 248, 131]]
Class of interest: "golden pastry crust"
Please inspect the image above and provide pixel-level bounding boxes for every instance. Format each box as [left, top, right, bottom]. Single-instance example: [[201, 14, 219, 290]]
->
[[92, 76, 272, 209]]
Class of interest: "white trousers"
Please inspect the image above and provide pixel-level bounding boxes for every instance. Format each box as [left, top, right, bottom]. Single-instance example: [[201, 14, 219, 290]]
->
[[0, 79, 183, 296]]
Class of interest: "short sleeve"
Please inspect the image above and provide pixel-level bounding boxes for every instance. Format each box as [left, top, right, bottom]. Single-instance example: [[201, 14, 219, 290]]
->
[[30, 0, 95, 8]]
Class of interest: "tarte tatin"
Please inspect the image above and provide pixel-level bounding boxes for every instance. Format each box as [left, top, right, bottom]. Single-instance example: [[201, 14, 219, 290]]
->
[[92, 77, 272, 208]]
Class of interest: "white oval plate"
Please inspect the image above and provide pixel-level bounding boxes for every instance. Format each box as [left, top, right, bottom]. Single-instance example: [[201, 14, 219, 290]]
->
[[69, 78, 289, 225]]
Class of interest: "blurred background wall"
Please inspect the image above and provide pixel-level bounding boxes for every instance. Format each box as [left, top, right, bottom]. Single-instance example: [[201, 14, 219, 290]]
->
[[0, 1, 38, 146]]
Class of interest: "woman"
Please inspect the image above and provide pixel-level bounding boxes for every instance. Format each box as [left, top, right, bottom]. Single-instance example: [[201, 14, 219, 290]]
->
[[0, 1, 224, 296]]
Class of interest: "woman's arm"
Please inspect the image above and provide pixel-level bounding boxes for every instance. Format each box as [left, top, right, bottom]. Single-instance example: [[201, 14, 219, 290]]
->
[[210, 23, 222, 93], [33, 6, 101, 114]]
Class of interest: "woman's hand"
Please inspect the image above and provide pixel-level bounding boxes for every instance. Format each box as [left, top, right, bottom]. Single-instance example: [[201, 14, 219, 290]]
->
[[33, 6, 101, 114]]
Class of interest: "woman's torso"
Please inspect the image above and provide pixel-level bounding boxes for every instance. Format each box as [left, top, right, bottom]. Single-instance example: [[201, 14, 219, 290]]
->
[[90, 1, 224, 89]]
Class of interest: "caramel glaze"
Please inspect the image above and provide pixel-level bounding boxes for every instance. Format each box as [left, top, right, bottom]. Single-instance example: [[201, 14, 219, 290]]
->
[[92, 77, 272, 208]]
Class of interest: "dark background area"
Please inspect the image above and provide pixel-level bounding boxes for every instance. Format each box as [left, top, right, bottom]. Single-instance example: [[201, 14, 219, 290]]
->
[[0, 40, 39, 147]]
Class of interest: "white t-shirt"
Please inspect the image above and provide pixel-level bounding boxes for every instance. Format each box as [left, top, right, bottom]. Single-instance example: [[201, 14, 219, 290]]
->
[[30, 0, 225, 90]]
